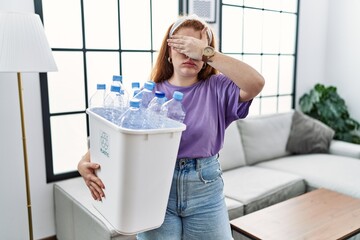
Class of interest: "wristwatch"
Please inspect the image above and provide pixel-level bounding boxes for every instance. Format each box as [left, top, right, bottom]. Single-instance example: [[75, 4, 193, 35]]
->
[[202, 46, 215, 63]]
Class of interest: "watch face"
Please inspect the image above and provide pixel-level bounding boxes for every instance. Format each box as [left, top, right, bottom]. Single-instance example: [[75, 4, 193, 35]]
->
[[204, 47, 215, 56]]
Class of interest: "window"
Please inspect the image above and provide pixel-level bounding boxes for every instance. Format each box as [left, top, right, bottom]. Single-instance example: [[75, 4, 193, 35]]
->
[[220, 0, 299, 116], [36, 0, 299, 182], [35, 0, 182, 182]]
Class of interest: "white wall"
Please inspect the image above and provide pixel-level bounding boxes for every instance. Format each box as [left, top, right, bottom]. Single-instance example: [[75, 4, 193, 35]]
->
[[295, 0, 329, 107], [325, 0, 360, 121], [296, 0, 360, 123], [0, 73, 30, 239], [1, 0, 359, 239], [0, 0, 56, 239]]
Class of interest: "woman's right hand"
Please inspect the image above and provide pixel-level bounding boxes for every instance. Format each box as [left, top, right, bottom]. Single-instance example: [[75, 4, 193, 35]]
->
[[77, 150, 105, 201]]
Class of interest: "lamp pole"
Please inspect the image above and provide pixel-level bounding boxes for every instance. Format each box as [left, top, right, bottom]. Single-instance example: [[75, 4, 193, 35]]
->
[[17, 72, 34, 240]]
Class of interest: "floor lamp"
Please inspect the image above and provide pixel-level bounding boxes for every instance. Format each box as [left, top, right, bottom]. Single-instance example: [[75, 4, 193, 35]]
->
[[0, 12, 57, 239]]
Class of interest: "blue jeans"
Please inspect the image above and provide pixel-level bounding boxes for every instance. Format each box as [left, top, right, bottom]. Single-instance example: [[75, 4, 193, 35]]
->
[[137, 155, 232, 240]]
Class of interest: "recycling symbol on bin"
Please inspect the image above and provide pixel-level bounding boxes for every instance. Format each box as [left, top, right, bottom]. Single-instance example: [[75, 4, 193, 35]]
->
[[100, 131, 110, 157]]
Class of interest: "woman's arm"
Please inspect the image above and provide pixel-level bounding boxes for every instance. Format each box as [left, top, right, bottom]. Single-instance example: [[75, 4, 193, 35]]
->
[[207, 52, 265, 102], [167, 28, 265, 102]]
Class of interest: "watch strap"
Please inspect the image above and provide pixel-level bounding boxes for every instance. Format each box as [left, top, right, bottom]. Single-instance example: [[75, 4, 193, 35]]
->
[[202, 53, 215, 63]]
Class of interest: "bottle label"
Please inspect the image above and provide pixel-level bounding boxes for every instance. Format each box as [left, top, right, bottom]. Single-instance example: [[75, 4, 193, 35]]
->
[[99, 130, 110, 158]]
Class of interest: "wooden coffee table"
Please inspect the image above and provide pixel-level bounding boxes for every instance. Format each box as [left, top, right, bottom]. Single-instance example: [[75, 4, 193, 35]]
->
[[230, 188, 360, 240]]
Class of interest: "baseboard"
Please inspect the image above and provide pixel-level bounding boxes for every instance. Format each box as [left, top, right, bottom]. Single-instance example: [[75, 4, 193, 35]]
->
[[39, 236, 57, 240]]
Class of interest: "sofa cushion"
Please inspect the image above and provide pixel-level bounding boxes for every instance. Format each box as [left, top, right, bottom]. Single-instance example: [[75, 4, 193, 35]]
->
[[224, 197, 244, 220], [286, 111, 335, 154], [219, 121, 247, 171], [256, 154, 360, 198], [237, 111, 293, 165], [222, 166, 306, 214]]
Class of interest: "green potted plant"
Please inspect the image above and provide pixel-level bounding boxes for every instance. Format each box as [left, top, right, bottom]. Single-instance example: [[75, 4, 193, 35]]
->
[[299, 83, 360, 144]]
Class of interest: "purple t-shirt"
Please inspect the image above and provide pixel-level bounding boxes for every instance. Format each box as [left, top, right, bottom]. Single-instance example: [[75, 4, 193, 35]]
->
[[155, 74, 252, 159]]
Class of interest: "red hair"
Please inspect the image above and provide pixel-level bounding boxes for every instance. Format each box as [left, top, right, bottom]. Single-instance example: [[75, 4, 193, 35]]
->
[[151, 19, 218, 83]]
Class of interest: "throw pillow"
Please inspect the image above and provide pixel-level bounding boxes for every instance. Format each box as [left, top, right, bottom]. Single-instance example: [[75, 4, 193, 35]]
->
[[286, 110, 335, 154]]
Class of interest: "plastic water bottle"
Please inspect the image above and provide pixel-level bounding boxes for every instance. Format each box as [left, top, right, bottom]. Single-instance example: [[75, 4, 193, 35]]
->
[[146, 91, 167, 128], [161, 91, 186, 123], [119, 89, 129, 108], [120, 99, 146, 129], [104, 85, 120, 107], [133, 81, 155, 108], [112, 75, 130, 104], [112, 75, 123, 88], [148, 91, 167, 114], [133, 89, 141, 98], [131, 82, 140, 98], [104, 85, 123, 123], [89, 83, 106, 109]]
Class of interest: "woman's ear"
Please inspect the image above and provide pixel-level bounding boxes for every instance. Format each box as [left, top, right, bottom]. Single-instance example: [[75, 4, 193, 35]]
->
[[167, 47, 173, 64]]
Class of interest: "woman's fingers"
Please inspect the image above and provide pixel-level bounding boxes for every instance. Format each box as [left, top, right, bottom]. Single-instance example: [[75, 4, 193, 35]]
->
[[201, 28, 209, 44], [167, 38, 184, 49], [89, 162, 100, 171], [168, 42, 184, 50], [78, 151, 106, 201], [168, 35, 205, 60], [80, 161, 106, 200], [89, 184, 102, 201], [87, 176, 105, 200], [89, 173, 105, 190]]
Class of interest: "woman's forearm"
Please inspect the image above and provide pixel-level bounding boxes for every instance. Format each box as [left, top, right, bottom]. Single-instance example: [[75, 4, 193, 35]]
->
[[208, 51, 265, 101]]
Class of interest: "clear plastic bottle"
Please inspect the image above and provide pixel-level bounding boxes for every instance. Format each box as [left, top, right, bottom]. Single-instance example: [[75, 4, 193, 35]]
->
[[119, 89, 129, 108], [112, 75, 130, 104], [148, 91, 167, 113], [112, 75, 123, 88], [133, 89, 141, 98], [133, 81, 155, 109], [161, 91, 186, 123], [131, 82, 140, 98], [103, 85, 122, 123], [119, 99, 146, 129], [89, 83, 106, 116], [104, 85, 120, 107], [146, 91, 167, 128], [89, 84, 106, 108]]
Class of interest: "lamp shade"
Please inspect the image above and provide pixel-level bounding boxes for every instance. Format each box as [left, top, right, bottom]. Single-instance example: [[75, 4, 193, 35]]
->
[[0, 12, 57, 73]]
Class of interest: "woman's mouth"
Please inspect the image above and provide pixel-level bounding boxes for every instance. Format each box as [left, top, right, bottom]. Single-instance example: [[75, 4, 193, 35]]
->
[[183, 60, 196, 67]]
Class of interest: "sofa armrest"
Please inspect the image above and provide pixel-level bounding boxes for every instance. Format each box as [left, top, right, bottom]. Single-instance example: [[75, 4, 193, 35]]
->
[[329, 140, 360, 159], [54, 177, 136, 240]]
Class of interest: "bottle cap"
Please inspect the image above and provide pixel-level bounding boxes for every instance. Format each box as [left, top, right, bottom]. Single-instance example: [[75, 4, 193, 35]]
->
[[144, 81, 155, 91], [112, 75, 123, 83], [155, 91, 165, 98], [132, 82, 140, 88], [149, 81, 155, 87], [97, 84, 106, 90], [110, 85, 121, 92], [173, 91, 183, 101], [129, 99, 141, 108], [120, 89, 125, 95]]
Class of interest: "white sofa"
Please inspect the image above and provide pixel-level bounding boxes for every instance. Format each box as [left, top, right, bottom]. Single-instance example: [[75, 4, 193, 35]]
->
[[220, 110, 360, 221], [54, 110, 360, 240]]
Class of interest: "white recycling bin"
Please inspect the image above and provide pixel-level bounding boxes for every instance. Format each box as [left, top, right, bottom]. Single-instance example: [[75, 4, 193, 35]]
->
[[86, 109, 186, 235]]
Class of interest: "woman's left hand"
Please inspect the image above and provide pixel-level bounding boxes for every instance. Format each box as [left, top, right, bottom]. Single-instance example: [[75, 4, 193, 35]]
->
[[167, 28, 208, 61]]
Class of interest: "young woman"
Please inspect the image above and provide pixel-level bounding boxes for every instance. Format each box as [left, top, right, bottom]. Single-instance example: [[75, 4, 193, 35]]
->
[[78, 14, 264, 240]]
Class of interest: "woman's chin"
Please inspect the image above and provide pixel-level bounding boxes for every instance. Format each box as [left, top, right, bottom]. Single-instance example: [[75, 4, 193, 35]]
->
[[180, 68, 200, 76]]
